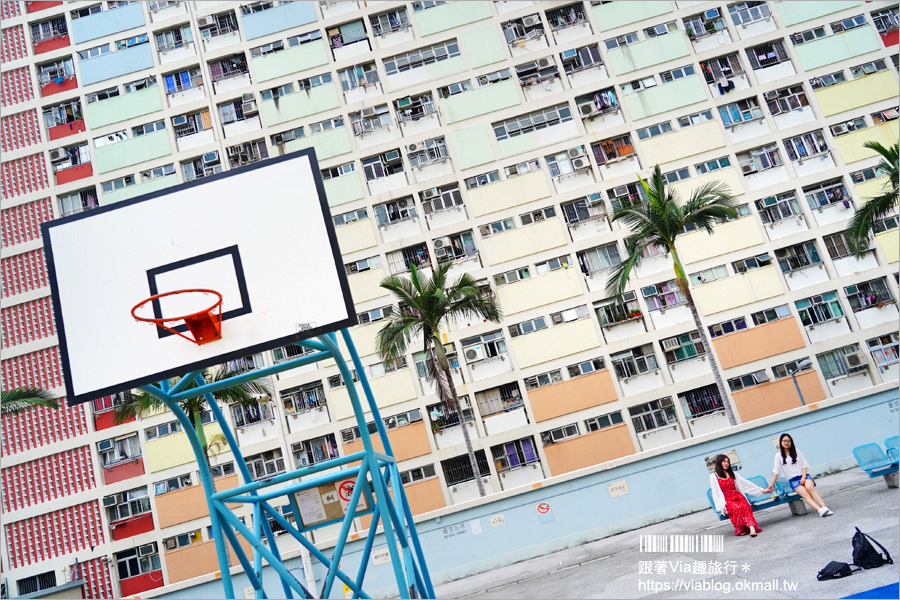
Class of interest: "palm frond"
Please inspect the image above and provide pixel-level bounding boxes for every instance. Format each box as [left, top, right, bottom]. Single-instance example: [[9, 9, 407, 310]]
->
[[0, 387, 59, 415]]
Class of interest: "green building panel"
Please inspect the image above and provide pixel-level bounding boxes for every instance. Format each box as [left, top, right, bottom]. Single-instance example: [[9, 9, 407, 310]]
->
[[449, 124, 496, 170], [413, 2, 493, 37], [324, 173, 365, 207], [95, 130, 172, 174], [775, 0, 860, 27], [101, 174, 178, 205], [592, 1, 672, 32], [424, 55, 467, 79], [260, 84, 341, 127], [623, 75, 708, 121], [497, 131, 537, 158], [461, 25, 507, 68], [252, 40, 329, 82], [84, 87, 164, 129], [284, 126, 352, 161], [607, 31, 690, 75], [441, 80, 521, 124], [794, 27, 882, 71]]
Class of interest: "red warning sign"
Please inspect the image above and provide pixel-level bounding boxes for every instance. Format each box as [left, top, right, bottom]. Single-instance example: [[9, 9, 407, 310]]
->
[[536, 502, 551, 514], [339, 480, 355, 502]]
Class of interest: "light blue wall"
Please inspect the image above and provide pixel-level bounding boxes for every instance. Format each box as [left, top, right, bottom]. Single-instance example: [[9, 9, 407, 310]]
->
[[241, 2, 318, 40], [71, 2, 146, 44], [440, 80, 521, 124], [78, 44, 154, 86], [606, 31, 691, 75], [152, 385, 900, 599], [793, 27, 883, 71], [623, 75, 708, 121]]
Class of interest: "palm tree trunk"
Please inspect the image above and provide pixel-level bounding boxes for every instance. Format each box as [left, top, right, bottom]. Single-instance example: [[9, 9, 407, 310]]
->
[[670, 250, 738, 427], [192, 408, 213, 472], [431, 342, 485, 497]]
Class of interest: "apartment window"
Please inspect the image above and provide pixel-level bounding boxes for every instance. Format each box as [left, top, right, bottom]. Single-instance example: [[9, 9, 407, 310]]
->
[[776, 241, 821, 273], [115, 543, 160, 581], [321, 162, 355, 180], [509, 316, 548, 338], [766, 84, 809, 115], [683, 9, 726, 39], [370, 356, 408, 378], [560, 44, 602, 75], [810, 71, 846, 90], [115, 33, 149, 51], [867, 335, 899, 369], [728, 1, 771, 27], [636, 121, 673, 140], [399, 464, 437, 485], [566, 358, 605, 379], [850, 166, 886, 184], [99, 175, 135, 196], [785, 131, 829, 162], [140, 164, 175, 182], [701, 54, 744, 85], [695, 156, 732, 175], [362, 151, 403, 181], [623, 75, 657, 95], [546, 147, 589, 178], [662, 168, 691, 185], [86, 85, 120, 104], [502, 14, 545, 45], [522, 367, 564, 389], [350, 105, 391, 137], [299, 73, 333, 92], [230, 402, 273, 428], [260, 82, 293, 102], [386, 242, 431, 274], [630, 398, 676, 433], [210, 462, 235, 478], [605, 32, 638, 49], [872, 7, 899, 34], [59, 188, 99, 216], [805, 179, 850, 211], [173, 109, 211, 138], [661, 65, 696, 84], [38, 57, 75, 86], [830, 14, 868, 34], [370, 7, 410, 36], [504, 159, 541, 179], [77, 43, 111, 60], [464, 170, 500, 189], [595, 293, 642, 327], [772, 358, 813, 379], [475, 383, 523, 417], [755, 191, 801, 225], [133, 120, 165, 137], [163, 66, 202, 95], [441, 450, 490, 486], [199, 10, 238, 38], [728, 370, 770, 391], [611, 344, 659, 379], [412, 0, 446, 10], [281, 382, 326, 414], [383, 39, 460, 75], [816, 344, 861, 379], [739, 144, 783, 175], [550, 304, 590, 325], [541, 423, 579, 445], [373, 199, 416, 228], [491, 437, 539, 473], [105, 487, 151, 523], [480, 217, 516, 238], [156, 24, 192, 52], [688, 265, 727, 286], [493, 266, 530, 286], [585, 410, 623, 431], [327, 370, 358, 388], [708, 317, 747, 338], [434, 231, 477, 262], [751, 304, 791, 325], [154, 473, 191, 495], [661, 331, 705, 364], [98, 434, 140, 466], [438, 79, 471, 98], [408, 137, 448, 169], [577, 243, 622, 277], [520, 206, 556, 226], [874, 216, 899, 234], [747, 40, 789, 70], [245, 449, 286, 480], [493, 103, 573, 141], [561, 194, 605, 225], [642, 280, 686, 312], [592, 135, 636, 165], [292, 434, 339, 467], [31, 16, 68, 43], [145, 420, 186, 440], [338, 62, 379, 91], [163, 529, 201, 551], [42, 100, 83, 130], [719, 97, 763, 127], [679, 385, 724, 418], [287, 30, 322, 46], [271, 342, 314, 364], [427, 396, 474, 431], [249, 40, 284, 58], [796, 292, 844, 326], [328, 19, 369, 51], [344, 255, 381, 275], [383, 409, 423, 431], [845, 279, 893, 312], [791, 26, 827, 45], [731, 253, 773, 274], [822, 232, 854, 260], [208, 54, 248, 83], [17, 572, 57, 596], [421, 184, 464, 214], [677, 110, 714, 129], [850, 59, 889, 80], [461, 331, 507, 363]]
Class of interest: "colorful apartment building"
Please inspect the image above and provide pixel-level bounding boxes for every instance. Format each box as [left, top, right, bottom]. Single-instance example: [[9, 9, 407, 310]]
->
[[1, 0, 898, 597]]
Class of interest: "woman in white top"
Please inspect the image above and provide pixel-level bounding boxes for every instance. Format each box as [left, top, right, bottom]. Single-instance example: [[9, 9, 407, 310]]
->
[[709, 454, 766, 537], [763, 433, 833, 517]]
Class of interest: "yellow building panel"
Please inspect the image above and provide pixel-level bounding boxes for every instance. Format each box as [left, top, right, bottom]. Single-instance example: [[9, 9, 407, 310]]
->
[[335, 219, 378, 255], [814, 71, 898, 117], [145, 422, 224, 473], [854, 176, 890, 203], [330, 369, 418, 421], [509, 318, 601, 369], [675, 216, 765, 264], [347, 267, 390, 303], [834, 121, 900, 164], [468, 170, 552, 218], [692, 265, 785, 316], [641, 121, 726, 167], [322, 322, 382, 368], [497, 266, 583, 315], [877, 229, 899, 264], [669, 166, 745, 202], [485, 218, 568, 265]]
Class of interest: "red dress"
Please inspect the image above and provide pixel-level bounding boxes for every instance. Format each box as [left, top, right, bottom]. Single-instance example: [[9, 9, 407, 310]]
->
[[717, 476, 762, 536]]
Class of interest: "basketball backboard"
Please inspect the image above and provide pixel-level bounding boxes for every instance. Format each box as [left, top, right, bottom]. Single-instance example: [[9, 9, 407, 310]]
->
[[42, 149, 357, 404]]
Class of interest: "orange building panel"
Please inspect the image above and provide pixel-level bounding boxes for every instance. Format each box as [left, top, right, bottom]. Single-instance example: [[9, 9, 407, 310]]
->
[[341, 421, 432, 463], [165, 540, 220, 584], [732, 370, 826, 422], [713, 317, 806, 369], [528, 370, 618, 422], [157, 473, 240, 528], [359, 476, 446, 530], [543, 424, 635, 476]]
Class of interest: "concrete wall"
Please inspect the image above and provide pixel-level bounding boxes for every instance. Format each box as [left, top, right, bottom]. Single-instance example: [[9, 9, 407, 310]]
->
[[78, 44, 154, 86], [528, 370, 618, 422], [330, 369, 418, 421], [459, 25, 507, 69], [324, 173, 365, 208], [623, 75, 708, 121], [441, 80, 521, 124], [793, 27, 883, 71], [448, 124, 496, 170], [94, 129, 171, 174], [144, 422, 225, 473], [101, 174, 178, 205], [775, 0, 859, 26], [71, 2, 145, 44], [876, 229, 899, 264], [335, 219, 378, 256], [713, 317, 806, 369], [607, 31, 690, 76], [165, 540, 220, 584]]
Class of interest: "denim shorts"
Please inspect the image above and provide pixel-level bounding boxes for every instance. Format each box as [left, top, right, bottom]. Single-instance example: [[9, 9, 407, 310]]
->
[[789, 475, 814, 491]]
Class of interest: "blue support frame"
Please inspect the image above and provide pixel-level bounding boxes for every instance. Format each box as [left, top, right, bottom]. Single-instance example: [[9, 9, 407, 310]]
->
[[136, 331, 434, 599]]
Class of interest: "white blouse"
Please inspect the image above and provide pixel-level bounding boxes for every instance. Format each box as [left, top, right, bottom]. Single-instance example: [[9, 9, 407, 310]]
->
[[772, 449, 810, 479], [708, 472, 767, 513]]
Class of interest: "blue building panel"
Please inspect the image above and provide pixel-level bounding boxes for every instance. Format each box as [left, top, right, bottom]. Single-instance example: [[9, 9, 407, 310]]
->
[[71, 2, 146, 44], [78, 44, 155, 86], [240, 1, 318, 40]]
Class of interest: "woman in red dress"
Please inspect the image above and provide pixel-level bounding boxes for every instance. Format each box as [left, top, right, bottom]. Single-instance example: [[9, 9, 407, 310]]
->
[[709, 454, 766, 537]]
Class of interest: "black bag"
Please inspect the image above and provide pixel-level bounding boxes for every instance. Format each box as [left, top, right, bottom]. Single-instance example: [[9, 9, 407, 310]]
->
[[817, 561, 855, 581], [852, 527, 893, 569]]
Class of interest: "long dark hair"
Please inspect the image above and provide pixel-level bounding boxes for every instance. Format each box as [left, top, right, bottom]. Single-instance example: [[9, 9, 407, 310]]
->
[[779, 433, 798, 465], [714, 454, 735, 479]]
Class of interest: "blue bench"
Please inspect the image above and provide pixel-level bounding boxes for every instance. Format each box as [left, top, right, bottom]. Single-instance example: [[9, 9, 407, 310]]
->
[[852, 443, 899, 488], [706, 475, 808, 520], [885, 436, 899, 462]]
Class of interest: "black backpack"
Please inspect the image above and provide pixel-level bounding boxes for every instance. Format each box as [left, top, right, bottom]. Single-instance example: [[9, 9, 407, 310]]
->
[[817, 561, 855, 581], [852, 527, 893, 569]]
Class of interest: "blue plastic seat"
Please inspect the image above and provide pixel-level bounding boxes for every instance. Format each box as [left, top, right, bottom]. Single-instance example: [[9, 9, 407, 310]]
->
[[885, 436, 899, 462], [852, 443, 900, 478], [706, 475, 791, 521]]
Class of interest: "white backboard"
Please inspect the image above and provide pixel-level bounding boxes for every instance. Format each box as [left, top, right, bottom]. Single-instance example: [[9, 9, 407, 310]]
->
[[42, 149, 357, 404]]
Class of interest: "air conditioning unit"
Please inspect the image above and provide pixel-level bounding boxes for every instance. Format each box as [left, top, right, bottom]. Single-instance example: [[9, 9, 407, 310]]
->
[[202, 151, 220, 165], [477, 75, 489, 85], [561, 48, 578, 60], [792, 33, 805, 43], [395, 198, 408, 209], [654, 24, 669, 36], [741, 163, 757, 175], [242, 100, 258, 115], [537, 57, 552, 69], [523, 15, 540, 27], [102, 495, 117, 507], [198, 15, 215, 27], [384, 149, 401, 162], [830, 123, 848, 136], [567, 147, 584, 159], [422, 188, 439, 199], [661, 338, 681, 351], [464, 345, 485, 363], [408, 142, 425, 152], [241, 92, 254, 103], [832, 23, 844, 32], [361, 107, 377, 117], [434, 236, 452, 249], [49, 148, 67, 162], [579, 103, 596, 116], [227, 145, 244, 157], [172, 115, 188, 126], [613, 185, 628, 196], [138, 544, 156, 557], [541, 432, 553, 446], [764, 90, 779, 100], [272, 133, 284, 145], [641, 285, 658, 298], [704, 8, 720, 19], [622, 290, 637, 303], [843, 351, 868, 371], [572, 156, 589, 170]]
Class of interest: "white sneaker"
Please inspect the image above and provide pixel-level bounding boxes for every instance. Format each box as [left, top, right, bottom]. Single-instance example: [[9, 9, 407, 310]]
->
[[818, 507, 828, 517], [824, 508, 834, 517]]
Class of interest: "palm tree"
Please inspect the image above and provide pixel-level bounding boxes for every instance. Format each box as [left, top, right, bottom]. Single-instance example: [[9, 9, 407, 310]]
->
[[606, 165, 740, 426], [1, 387, 58, 415], [378, 262, 502, 497], [845, 141, 899, 257], [114, 365, 272, 468]]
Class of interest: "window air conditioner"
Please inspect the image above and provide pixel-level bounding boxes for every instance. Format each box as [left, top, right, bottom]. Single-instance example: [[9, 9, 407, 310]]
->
[[567, 147, 584, 159], [139, 544, 156, 557], [464, 345, 486, 363], [408, 142, 425, 152], [704, 8, 720, 19], [272, 133, 284, 145], [661, 338, 681, 351], [622, 290, 637, 302], [477, 75, 489, 85], [102, 495, 117, 507], [172, 115, 188, 126], [97, 439, 113, 451], [541, 432, 553, 446], [422, 188, 439, 199], [384, 150, 401, 162], [361, 107, 377, 117], [561, 48, 578, 59], [198, 15, 215, 27], [227, 145, 243, 157], [202, 151, 220, 165], [641, 285, 658, 298], [572, 156, 590, 170], [579, 103, 596, 116], [434, 236, 452, 249], [537, 57, 552, 69], [842, 351, 868, 371], [522, 15, 540, 27], [764, 90, 779, 100], [49, 148, 67, 162], [830, 124, 848, 136], [832, 23, 844, 32], [242, 92, 254, 103], [741, 163, 757, 175], [242, 100, 258, 115], [613, 185, 628, 196]]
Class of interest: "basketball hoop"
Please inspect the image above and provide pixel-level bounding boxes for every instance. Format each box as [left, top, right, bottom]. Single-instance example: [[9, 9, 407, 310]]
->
[[132, 289, 223, 345]]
